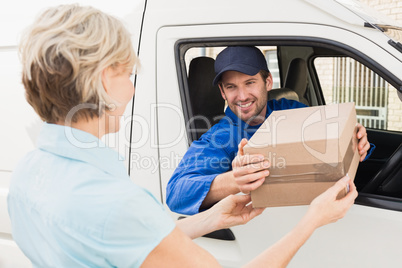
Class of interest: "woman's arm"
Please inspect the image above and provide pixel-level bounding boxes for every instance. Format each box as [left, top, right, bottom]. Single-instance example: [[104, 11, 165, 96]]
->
[[141, 227, 221, 268], [244, 175, 357, 268], [142, 176, 357, 268]]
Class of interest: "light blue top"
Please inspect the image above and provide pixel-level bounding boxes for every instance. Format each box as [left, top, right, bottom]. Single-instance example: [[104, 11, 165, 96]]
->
[[8, 123, 175, 267]]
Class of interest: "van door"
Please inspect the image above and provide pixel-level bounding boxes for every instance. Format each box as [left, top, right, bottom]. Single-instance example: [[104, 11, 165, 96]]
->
[[155, 22, 402, 267]]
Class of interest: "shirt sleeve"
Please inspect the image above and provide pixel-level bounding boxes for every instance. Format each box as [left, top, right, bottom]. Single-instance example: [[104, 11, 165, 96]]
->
[[102, 186, 176, 268], [363, 143, 376, 161], [276, 98, 308, 109], [166, 132, 233, 215]]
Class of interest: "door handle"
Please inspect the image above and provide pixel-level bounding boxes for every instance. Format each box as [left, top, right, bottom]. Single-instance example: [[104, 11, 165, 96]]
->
[[203, 228, 236, 241]]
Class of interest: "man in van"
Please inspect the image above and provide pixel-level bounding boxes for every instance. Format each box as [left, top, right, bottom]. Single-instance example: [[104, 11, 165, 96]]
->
[[166, 46, 374, 215]]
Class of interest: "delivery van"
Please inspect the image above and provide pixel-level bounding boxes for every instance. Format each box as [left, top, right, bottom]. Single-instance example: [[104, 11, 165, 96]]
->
[[1, 0, 402, 267]]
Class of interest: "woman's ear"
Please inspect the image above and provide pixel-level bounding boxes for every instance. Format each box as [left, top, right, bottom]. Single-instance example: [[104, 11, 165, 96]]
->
[[101, 68, 110, 93]]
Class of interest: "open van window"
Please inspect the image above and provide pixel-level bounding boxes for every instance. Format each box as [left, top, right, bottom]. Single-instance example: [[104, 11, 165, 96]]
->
[[176, 41, 402, 211]]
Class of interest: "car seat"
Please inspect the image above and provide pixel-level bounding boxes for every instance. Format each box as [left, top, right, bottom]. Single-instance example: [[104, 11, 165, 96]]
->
[[187, 56, 310, 142], [268, 58, 309, 105], [187, 56, 226, 141], [283, 58, 309, 105], [268, 87, 299, 102]]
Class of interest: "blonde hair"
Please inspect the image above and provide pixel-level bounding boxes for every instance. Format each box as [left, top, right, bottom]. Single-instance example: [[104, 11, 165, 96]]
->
[[20, 4, 138, 123]]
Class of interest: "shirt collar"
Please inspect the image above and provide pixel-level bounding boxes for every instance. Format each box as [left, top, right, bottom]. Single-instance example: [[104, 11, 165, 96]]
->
[[37, 123, 128, 178]]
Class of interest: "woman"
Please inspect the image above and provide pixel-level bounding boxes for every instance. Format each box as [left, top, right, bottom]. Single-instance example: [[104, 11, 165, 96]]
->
[[8, 4, 357, 267]]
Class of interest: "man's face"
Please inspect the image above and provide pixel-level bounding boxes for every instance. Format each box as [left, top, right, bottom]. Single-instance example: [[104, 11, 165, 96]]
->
[[219, 70, 273, 126]]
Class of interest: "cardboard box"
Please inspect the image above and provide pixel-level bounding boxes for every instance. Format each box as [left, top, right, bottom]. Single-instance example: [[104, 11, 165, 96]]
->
[[244, 102, 360, 207]]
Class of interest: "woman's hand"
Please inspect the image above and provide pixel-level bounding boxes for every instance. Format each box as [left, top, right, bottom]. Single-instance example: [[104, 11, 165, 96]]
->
[[177, 194, 264, 239], [208, 194, 265, 230], [305, 175, 358, 229]]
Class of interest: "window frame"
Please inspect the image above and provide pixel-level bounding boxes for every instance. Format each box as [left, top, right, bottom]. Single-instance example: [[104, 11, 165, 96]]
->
[[174, 37, 402, 211], [175, 37, 402, 134]]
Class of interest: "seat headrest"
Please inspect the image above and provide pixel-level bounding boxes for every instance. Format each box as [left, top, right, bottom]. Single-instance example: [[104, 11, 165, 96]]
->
[[284, 58, 309, 105], [268, 87, 299, 102], [187, 57, 226, 141], [188, 57, 225, 117]]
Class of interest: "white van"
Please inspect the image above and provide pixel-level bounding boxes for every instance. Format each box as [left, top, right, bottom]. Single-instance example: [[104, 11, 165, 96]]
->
[[1, 0, 402, 267]]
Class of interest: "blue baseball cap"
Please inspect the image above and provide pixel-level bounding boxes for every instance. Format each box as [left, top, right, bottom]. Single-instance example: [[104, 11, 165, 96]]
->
[[213, 46, 269, 86]]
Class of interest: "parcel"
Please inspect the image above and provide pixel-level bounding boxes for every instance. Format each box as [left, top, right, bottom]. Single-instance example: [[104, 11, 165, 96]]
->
[[244, 102, 360, 207]]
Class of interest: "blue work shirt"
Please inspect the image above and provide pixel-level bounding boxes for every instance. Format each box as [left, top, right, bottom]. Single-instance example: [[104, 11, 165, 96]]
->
[[8, 123, 175, 267], [166, 99, 307, 215], [166, 99, 375, 215]]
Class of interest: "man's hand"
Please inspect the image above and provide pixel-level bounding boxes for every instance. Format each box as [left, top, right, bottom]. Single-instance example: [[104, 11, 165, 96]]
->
[[356, 123, 371, 162], [208, 194, 265, 230], [232, 138, 270, 194]]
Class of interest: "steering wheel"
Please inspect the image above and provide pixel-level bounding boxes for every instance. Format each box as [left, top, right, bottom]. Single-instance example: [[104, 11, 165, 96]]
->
[[360, 143, 402, 196]]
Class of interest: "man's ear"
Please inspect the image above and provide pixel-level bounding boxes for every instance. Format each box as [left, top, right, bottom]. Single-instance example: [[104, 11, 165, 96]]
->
[[219, 85, 226, 100], [266, 73, 273, 92]]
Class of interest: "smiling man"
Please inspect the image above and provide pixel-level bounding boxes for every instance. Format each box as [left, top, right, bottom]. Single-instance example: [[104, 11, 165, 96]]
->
[[166, 46, 373, 215]]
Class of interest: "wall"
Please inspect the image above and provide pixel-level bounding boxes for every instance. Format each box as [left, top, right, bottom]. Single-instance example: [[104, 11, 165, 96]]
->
[[360, 0, 402, 131]]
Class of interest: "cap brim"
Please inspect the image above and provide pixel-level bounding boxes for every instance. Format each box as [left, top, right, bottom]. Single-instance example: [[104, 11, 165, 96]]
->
[[212, 63, 261, 86]]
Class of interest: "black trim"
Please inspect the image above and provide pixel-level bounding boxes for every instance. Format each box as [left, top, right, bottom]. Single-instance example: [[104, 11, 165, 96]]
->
[[174, 43, 197, 143], [388, 39, 402, 54], [308, 58, 326, 105], [364, 22, 385, 32], [356, 193, 402, 212], [203, 228, 236, 241], [128, 0, 148, 177]]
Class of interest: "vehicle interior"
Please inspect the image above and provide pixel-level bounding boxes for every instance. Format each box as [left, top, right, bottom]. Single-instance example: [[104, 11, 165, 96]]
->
[[176, 39, 402, 212]]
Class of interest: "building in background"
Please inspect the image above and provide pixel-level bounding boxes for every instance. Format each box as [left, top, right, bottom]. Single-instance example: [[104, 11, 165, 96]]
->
[[317, 0, 402, 131], [360, 0, 402, 131]]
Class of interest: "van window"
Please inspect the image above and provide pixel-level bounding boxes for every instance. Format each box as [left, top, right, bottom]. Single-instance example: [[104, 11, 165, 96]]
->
[[178, 42, 402, 208], [314, 57, 402, 132], [264, 49, 280, 88]]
